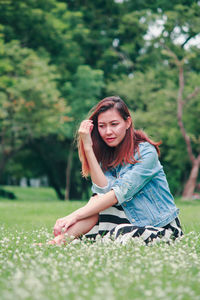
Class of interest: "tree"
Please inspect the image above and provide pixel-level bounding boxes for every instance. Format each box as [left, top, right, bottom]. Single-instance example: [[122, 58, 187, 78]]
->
[[67, 0, 122, 79], [107, 68, 186, 194], [107, 2, 200, 197], [162, 48, 200, 198], [0, 0, 88, 77], [61, 65, 104, 199], [0, 38, 68, 197], [0, 0, 199, 199], [158, 3, 200, 197]]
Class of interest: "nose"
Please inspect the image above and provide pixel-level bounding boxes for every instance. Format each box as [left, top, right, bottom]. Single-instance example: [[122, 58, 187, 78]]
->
[[105, 126, 112, 135]]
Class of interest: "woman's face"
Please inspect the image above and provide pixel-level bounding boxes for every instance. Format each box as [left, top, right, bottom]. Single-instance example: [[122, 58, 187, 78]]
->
[[97, 108, 131, 147]]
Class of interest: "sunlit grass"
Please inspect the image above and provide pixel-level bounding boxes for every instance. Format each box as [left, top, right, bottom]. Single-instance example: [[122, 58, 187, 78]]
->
[[1, 185, 58, 202]]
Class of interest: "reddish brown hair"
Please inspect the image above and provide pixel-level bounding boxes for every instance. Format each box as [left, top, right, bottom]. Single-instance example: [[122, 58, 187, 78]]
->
[[78, 96, 161, 177]]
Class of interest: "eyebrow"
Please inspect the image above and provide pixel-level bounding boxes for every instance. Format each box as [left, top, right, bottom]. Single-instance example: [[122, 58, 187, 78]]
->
[[98, 120, 119, 124]]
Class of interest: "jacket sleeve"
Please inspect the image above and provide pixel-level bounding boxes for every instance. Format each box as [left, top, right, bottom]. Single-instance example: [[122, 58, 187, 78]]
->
[[91, 174, 117, 194], [112, 143, 161, 205]]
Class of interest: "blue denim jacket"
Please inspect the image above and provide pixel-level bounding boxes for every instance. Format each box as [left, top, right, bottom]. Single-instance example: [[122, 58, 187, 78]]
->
[[92, 142, 179, 227]]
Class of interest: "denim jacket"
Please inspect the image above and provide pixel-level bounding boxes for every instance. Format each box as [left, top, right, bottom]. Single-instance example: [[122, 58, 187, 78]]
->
[[92, 142, 179, 227]]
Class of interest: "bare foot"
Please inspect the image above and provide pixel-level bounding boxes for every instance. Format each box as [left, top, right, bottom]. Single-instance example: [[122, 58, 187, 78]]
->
[[33, 242, 44, 246], [47, 234, 67, 245], [33, 235, 65, 246], [33, 233, 75, 246]]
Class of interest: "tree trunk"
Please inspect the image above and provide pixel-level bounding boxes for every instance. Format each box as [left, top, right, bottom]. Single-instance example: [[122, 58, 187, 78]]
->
[[182, 157, 200, 198], [30, 141, 65, 200], [0, 153, 17, 199], [65, 143, 73, 200], [0, 156, 8, 182], [0, 140, 25, 183], [52, 181, 65, 200], [0, 151, 18, 182], [175, 59, 200, 199]]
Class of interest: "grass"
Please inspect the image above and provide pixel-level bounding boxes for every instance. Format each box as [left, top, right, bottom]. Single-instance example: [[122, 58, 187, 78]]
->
[[0, 186, 85, 231], [0, 186, 200, 300]]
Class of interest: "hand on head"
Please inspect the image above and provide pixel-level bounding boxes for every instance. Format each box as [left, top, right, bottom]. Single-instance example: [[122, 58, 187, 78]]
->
[[78, 120, 94, 150]]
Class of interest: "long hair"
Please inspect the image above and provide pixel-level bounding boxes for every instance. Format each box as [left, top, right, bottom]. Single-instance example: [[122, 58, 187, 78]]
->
[[78, 96, 161, 177]]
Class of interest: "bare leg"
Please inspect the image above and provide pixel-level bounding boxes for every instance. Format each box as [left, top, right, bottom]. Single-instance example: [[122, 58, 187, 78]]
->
[[48, 214, 99, 245]]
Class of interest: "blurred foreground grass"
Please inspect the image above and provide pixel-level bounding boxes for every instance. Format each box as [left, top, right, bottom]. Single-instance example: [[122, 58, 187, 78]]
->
[[0, 186, 200, 300]]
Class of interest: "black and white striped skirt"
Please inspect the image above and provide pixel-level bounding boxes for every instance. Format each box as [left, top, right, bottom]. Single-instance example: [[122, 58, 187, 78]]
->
[[85, 204, 183, 245]]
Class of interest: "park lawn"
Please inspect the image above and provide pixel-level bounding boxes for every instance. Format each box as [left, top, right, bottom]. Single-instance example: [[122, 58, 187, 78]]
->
[[0, 186, 200, 300], [0, 186, 199, 233], [0, 186, 85, 231]]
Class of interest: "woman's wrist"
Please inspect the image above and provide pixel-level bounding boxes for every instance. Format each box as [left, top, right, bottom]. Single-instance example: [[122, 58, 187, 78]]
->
[[74, 207, 85, 221], [83, 144, 93, 152]]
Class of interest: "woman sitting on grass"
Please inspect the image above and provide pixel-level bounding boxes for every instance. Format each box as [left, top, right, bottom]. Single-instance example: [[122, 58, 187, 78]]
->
[[50, 96, 183, 245]]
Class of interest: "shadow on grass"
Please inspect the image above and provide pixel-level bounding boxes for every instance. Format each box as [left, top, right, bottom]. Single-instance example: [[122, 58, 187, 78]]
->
[[0, 188, 16, 200]]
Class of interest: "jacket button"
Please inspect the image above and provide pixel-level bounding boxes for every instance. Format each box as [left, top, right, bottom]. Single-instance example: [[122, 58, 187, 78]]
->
[[123, 203, 126, 207], [132, 218, 135, 222]]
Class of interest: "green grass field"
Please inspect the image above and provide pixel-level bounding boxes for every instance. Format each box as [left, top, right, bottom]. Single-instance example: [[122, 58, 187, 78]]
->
[[0, 186, 200, 300]]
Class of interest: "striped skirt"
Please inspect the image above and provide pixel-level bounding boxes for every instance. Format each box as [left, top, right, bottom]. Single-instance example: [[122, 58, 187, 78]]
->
[[85, 204, 183, 245]]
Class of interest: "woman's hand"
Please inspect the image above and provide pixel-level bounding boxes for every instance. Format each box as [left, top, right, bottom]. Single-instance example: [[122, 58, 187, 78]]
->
[[78, 120, 94, 150], [53, 213, 78, 237]]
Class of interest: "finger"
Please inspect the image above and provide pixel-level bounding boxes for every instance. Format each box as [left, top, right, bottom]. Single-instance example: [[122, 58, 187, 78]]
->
[[89, 124, 94, 133], [55, 218, 65, 228], [55, 219, 62, 227], [81, 120, 93, 128], [83, 123, 93, 133], [56, 220, 63, 227], [33, 242, 43, 246], [53, 229, 58, 237], [83, 119, 93, 124], [54, 226, 61, 237], [49, 235, 65, 245], [47, 240, 56, 245], [78, 125, 89, 133], [64, 220, 74, 231], [64, 217, 76, 231], [81, 124, 90, 131], [64, 224, 69, 232]]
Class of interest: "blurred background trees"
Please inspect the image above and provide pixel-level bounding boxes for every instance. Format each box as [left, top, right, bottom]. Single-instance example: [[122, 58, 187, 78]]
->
[[0, 0, 199, 199]]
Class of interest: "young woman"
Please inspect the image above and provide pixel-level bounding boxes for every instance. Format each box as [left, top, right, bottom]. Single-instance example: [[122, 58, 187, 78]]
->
[[50, 96, 183, 245]]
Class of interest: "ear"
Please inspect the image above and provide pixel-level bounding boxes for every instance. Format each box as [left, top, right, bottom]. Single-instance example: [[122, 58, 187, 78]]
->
[[126, 116, 132, 130]]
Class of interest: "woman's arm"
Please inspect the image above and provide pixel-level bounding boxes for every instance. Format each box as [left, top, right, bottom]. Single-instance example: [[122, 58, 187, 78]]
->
[[78, 120, 108, 187], [77, 190, 117, 220], [54, 190, 117, 236], [111, 143, 161, 205]]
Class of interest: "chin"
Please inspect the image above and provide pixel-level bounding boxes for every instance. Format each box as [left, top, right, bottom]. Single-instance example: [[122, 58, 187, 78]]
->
[[106, 141, 119, 147], [105, 138, 125, 148]]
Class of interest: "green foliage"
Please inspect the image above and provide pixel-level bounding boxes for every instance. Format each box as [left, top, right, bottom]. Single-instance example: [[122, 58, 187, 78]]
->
[[0, 39, 67, 145], [0, 0, 88, 75], [0, 0, 199, 197], [107, 64, 200, 194], [62, 65, 104, 136], [118, 10, 148, 67], [67, 0, 121, 76]]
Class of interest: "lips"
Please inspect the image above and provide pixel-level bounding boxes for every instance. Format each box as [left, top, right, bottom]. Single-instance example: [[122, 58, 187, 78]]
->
[[106, 137, 116, 143]]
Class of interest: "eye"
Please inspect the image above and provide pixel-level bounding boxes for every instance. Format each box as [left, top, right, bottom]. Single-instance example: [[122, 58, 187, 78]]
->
[[111, 122, 118, 126], [98, 124, 105, 128]]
